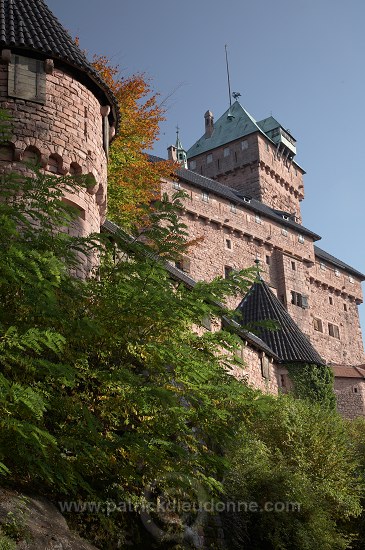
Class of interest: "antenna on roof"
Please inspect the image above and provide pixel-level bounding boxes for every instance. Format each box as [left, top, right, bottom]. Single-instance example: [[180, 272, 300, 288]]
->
[[225, 45, 235, 120]]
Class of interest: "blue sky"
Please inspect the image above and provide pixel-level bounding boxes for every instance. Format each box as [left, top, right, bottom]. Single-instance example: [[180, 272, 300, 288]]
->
[[47, 0, 365, 338]]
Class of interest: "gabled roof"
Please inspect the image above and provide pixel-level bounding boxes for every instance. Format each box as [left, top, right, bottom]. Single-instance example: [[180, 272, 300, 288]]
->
[[236, 278, 325, 365], [0, 0, 118, 126], [314, 245, 365, 280], [177, 166, 321, 241], [187, 101, 264, 158]]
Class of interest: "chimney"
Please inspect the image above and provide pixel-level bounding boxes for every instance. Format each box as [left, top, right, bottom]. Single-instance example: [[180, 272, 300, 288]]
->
[[204, 110, 214, 138], [167, 145, 177, 162]]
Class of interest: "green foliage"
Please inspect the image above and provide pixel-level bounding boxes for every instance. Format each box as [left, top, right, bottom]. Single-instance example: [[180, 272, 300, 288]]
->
[[223, 395, 362, 550], [0, 106, 363, 549], [286, 362, 336, 410], [0, 534, 16, 550], [0, 110, 257, 545]]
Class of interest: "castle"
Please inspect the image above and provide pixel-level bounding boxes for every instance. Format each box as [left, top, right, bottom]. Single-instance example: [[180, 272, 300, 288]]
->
[[0, 0, 364, 418], [163, 101, 365, 418]]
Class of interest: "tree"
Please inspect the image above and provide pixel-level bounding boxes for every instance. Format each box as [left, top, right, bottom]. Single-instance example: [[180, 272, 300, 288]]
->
[[222, 395, 362, 550], [92, 56, 176, 229], [0, 125, 259, 546], [286, 362, 336, 410]]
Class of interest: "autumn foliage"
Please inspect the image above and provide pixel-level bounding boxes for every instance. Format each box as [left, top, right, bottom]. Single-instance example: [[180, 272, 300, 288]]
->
[[92, 56, 176, 228]]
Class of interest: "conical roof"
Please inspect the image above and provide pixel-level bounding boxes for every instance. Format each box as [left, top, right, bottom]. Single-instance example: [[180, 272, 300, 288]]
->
[[236, 279, 325, 365], [0, 0, 118, 124]]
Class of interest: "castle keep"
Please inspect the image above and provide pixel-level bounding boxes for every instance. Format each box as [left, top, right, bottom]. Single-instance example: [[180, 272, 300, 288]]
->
[[165, 102, 365, 417], [0, 0, 364, 418]]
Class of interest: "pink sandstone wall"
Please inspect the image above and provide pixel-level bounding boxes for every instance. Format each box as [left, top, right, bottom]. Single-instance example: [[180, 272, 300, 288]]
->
[[0, 60, 109, 277], [188, 133, 304, 222], [162, 177, 365, 366]]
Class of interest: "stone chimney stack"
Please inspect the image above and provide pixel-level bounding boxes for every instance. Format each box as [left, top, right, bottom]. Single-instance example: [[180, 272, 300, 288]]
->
[[204, 110, 214, 138], [167, 145, 177, 162]]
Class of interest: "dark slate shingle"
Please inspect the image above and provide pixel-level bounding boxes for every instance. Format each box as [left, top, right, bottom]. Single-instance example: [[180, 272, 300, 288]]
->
[[0, 0, 118, 124], [236, 279, 325, 365]]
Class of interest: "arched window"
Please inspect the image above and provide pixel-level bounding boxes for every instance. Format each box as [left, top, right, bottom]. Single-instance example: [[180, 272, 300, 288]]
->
[[69, 162, 82, 176], [23, 146, 41, 165], [48, 154, 63, 174], [0, 144, 14, 162]]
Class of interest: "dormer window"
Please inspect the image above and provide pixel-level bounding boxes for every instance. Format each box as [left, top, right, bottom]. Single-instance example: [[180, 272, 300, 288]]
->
[[243, 197, 251, 203], [8, 54, 46, 104]]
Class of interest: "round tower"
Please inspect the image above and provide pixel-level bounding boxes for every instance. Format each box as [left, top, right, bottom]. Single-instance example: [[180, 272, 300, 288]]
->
[[0, 0, 119, 272]]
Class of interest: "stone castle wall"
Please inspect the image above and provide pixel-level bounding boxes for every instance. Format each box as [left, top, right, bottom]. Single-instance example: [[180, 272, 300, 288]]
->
[[188, 133, 305, 222], [162, 176, 365, 367], [0, 58, 109, 277]]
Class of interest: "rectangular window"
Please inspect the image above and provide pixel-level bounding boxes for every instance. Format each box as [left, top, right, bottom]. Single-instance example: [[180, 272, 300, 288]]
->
[[202, 191, 209, 202], [230, 203, 237, 213], [255, 214, 262, 224], [329, 296, 333, 305], [175, 257, 191, 273], [335, 269, 340, 277], [344, 303, 348, 312], [261, 356, 270, 380], [207, 154, 213, 164], [320, 262, 326, 270], [8, 54, 46, 104], [224, 265, 233, 279], [225, 238, 232, 250], [328, 323, 340, 339], [241, 140, 248, 150], [291, 291, 309, 309], [223, 147, 230, 157], [291, 261, 296, 271], [298, 234, 305, 244], [282, 228, 288, 237], [349, 276, 354, 283], [313, 318, 323, 332], [266, 255, 270, 265], [189, 160, 196, 169]]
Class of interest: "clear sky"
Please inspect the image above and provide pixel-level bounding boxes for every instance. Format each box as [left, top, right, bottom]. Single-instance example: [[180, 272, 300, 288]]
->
[[47, 0, 365, 340]]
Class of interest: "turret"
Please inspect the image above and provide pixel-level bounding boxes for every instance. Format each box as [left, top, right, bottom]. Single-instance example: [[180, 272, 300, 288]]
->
[[0, 0, 119, 275], [167, 126, 187, 168]]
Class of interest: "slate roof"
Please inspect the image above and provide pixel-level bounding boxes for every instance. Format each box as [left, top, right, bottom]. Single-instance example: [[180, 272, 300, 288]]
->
[[0, 0, 119, 126], [236, 278, 325, 365], [101, 219, 279, 360], [314, 245, 365, 280], [176, 166, 321, 241]]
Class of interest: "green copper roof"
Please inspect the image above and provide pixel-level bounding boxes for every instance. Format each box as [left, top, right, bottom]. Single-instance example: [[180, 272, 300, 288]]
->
[[256, 116, 282, 134], [187, 101, 265, 158]]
